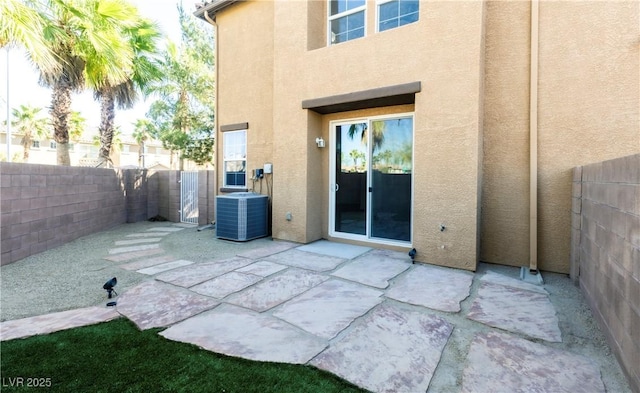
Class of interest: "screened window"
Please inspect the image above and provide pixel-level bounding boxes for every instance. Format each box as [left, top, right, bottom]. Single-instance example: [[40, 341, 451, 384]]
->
[[329, 0, 366, 45], [378, 0, 419, 32], [49, 141, 57, 149], [223, 130, 246, 188], [32, 140, 40, 148]]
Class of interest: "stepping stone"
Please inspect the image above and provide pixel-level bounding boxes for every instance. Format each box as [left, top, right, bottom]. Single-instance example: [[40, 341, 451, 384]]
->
[[191, 272, 263, 299], [367, 248, 411, 261], [172, 223, 196, 228], [108, 243, 160, 255], [273, 279, 383, 339], [227, 269, 327, 312], [146, 227, 184, 232], [104, 248, 164, 262], [117, 281, 219, 330], [385, 264, 474, 312], [461, 331, 605, 393], [236, 242, 298, 259], [331, 253, 410, 289], [235, 260, 287, 277], [297, 240, 371, 259], [466, 282, 562, 342], [115, 238, 163, 246], [264, 249, 345, 272], [481, 271, 548, 295], [120, 255, 176, 271], [311, 303, 453, 393], [160, 304, 327, 364], [136, 259, 194, 275], [154, 257, 253, 288], [126, 232, 170, 238], [0, 306, 120, 341]]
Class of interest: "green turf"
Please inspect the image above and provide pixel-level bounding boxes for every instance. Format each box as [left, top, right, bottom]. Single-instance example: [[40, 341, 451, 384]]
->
[[0, 318, 367, 393]]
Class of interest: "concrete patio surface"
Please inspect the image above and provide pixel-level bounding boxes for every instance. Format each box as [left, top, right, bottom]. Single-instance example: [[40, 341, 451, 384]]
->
[[0, 221, 633, 392]]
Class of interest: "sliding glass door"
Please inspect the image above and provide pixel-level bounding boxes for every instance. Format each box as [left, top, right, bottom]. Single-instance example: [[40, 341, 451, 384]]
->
[[330, 114, 413, 244]]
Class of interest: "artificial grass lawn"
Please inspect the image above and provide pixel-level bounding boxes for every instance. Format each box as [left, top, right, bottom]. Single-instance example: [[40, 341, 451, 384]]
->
[[1, 318, 367, 393]]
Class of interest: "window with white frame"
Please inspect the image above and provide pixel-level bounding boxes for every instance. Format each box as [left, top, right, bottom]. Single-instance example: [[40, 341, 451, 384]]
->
[[32, 140, 40, 148], [49, 141, 57, 149], [329, 0, 366, 45], [223, 130, 247, 188], [378, 0, 419, 32]]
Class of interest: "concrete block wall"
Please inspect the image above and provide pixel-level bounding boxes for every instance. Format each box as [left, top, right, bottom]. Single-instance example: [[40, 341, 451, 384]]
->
[[0, 163, 126, 265], [122, 169, 159, 223], [156, 170, 181, 223], [198, 170, 215, 226], [571, 154, 640, 393]]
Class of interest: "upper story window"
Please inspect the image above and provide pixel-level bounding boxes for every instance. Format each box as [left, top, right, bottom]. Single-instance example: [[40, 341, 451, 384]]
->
[[329, 0, 366, 45], [32, 140, 40, 148], [49, 141, 57, 149], [377, 0, 419, 32], [223, 130, 247, 188]]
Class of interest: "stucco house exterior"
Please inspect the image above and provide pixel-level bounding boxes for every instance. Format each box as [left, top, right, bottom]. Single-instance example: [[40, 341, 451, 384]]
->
[[195, 0, 639, 274]]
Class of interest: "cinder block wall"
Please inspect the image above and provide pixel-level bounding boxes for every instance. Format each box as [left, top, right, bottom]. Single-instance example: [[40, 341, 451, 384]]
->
[[571, 154, 640, 393], [198, 170, 215, 226], [156, 170, 181, 222], [0, 163, 127, 265], [122, 169, 160, 223]]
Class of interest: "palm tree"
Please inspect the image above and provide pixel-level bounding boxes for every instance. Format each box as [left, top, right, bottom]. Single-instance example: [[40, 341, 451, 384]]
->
[[146, 5, 215, 169], [348, 121, 386, 153], [0, 0, 61, 74], [132, 118, 154, 168], [92, 126, 122, 163], [68, 111, 86, 142], [10, 104, 51, 161], [93, 17, 162, 168], [36, 0, 136, 165]]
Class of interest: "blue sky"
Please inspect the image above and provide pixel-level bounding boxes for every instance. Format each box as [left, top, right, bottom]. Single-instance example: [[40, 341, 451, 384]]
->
[[0, 0, 202, 136]]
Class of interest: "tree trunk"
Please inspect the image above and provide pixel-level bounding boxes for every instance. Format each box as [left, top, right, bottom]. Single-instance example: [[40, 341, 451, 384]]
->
[[98, 88, 116, 167], [51, 78, 72, 166], [21, 134, 30, 162]]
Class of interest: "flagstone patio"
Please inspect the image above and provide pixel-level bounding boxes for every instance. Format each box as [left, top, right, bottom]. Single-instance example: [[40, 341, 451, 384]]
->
[[0, 223, 628, 392]]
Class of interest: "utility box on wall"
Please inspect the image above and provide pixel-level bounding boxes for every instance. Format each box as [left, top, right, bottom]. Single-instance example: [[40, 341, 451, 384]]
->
[[216, 192, 269, 241]]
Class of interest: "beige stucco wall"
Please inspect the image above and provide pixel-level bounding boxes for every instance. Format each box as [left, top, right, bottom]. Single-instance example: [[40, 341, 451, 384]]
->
[[211, 0, 638, 274], [213, 0, 486, 270], [482, 1, 640, 273], [215, 0, 274, 197]]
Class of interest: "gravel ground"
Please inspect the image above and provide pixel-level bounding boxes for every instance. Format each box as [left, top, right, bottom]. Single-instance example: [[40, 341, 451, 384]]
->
[[0, 221, 272, 322], [0, 221, 632, 392]]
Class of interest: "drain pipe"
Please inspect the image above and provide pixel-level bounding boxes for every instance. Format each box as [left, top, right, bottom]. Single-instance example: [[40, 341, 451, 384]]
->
[[528, 0, 539, 275], [203, 10, 219, 228]]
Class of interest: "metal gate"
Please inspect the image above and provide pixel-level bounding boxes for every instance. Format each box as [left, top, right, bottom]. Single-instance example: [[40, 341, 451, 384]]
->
[[180, 171, 199, 224]]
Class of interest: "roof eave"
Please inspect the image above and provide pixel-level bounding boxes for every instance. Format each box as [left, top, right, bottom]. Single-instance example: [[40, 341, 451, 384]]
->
[[193, 0, 240, 20]]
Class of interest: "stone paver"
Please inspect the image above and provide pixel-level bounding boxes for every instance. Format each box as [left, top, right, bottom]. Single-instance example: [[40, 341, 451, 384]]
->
[[331, 253, 410, 289], [481, 270, 548, 294], [311, 303, 453, 393], [119, 255, 176, 271], [264, 249, 345, 272], [0, 307, 119, 341], [146, 227, 184, 232], [103, 247, 164, 262], [236, 242, 297, 259], [136, 259, 194, 275], [116, 281, 219, 330], [296, 240, 371, 259], [236, 260, 287, 277], [160, 304, 327, 364], [273, 279, 383, 339], [108, 243, 160, 255], [114, 238, 163, 246], [385, 264, 474, 312], [191, 272, 263, 299], [126, 232, 170, 238], [466, 281, 562, 342], [462, 331, 605, 393], [154, 257, 253, 287], [227, 268, 327, 312]]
